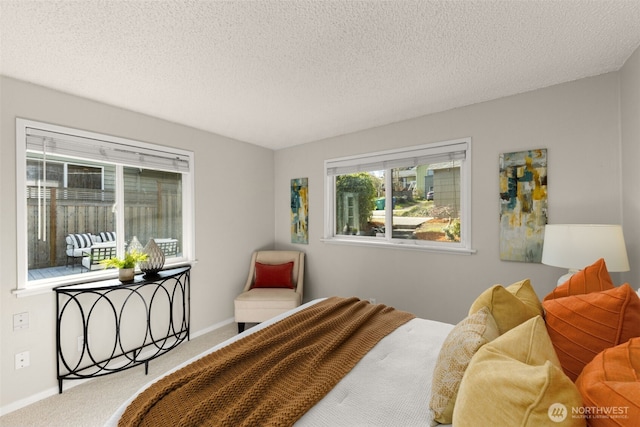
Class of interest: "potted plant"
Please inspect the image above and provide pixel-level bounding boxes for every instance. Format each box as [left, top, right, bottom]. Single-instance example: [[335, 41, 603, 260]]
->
[[100, 250, 148, 282]]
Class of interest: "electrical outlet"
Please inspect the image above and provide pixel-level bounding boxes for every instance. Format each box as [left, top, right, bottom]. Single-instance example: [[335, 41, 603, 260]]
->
[[15, 351, 30, 369], [13, 312, 29, 331]]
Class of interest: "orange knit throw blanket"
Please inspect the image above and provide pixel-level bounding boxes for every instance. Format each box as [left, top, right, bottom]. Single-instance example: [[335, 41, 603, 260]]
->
[[118, 297, 415, 427]]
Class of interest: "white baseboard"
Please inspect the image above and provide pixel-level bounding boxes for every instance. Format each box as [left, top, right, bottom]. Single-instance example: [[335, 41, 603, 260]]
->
[[190, 317, 235, 339], [0, 386, 60, 417], [0, 318, 235, 417]]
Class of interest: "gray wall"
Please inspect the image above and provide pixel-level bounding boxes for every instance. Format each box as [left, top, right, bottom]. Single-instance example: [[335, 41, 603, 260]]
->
[[0, 77, 275, 410], [621, 46, 640, 288], [274, 70, 631, 325]]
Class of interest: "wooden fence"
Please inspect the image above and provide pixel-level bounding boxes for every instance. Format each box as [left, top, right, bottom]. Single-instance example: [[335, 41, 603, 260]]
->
[[27, 187, 182, 269]]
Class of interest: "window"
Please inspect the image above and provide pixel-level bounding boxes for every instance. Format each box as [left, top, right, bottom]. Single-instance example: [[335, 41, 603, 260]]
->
[[16, 118, 195, 291], [324, 138, 473, 254]]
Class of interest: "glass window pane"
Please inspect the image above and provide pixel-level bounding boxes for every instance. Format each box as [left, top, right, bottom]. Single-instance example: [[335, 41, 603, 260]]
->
[[67, 164, 103, 190], [26, 154, 116, 281], [324, 138, 471, 252], [335, 171, 385, 236], [391, 160, 461, 242], [123, 167, 182, 258]]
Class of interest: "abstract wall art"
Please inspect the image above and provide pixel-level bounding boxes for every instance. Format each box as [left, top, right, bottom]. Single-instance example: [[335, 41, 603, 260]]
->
[[499, 149, 548, 262], [291, 178, 309, 244]]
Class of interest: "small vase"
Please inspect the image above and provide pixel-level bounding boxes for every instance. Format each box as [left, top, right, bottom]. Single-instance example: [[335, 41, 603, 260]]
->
[[119, 268, 135, 282], [140, 239, 165, 277], [128, 236, 144, 253]]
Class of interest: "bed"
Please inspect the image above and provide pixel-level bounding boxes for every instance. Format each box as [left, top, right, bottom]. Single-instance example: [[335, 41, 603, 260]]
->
[[107, 297, 454, 426], [107, 258, 640, 427]]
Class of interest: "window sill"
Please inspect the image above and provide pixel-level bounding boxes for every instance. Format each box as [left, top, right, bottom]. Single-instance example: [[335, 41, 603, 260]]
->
[[320, 237, 476, 255], [13, 260, 196, 297]]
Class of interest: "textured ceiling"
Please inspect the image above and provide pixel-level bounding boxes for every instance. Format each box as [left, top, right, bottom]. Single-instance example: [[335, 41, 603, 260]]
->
[[1, 1, 640, 150]]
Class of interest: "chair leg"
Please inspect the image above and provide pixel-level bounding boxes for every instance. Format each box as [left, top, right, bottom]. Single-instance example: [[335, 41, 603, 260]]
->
[[237, 323, 245, 334]]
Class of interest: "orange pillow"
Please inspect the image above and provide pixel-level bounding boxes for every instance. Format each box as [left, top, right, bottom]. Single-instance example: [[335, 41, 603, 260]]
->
[[543, 284, 640, 381], [543, 258, 614, 302], [252, 262, 294, 288], [575, 337, 640, 426]]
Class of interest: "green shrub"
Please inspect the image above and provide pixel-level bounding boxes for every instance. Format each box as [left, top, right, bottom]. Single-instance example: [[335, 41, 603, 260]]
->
[[443, 219, 461, 241], [336, 173, 379, 232]]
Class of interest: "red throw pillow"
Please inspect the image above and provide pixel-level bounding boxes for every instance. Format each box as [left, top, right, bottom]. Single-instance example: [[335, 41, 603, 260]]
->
[[543, 284, 640, 381], [543, 258, 614, 302], [252, 262, 294, 289], [575, 337, 640, 427]]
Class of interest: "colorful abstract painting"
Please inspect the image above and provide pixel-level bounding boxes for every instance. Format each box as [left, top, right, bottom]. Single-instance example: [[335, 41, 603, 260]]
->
[[291, 178, 309, 244], [499, 149, 548, 262]]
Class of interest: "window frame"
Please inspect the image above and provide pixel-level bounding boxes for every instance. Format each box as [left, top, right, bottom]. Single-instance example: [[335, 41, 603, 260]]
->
[[323, 137, 475, 254], [14, 118, 196, 294]]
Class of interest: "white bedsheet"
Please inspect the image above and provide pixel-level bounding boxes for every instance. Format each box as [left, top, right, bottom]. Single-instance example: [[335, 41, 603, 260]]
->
[[105, 299, 454, 427]]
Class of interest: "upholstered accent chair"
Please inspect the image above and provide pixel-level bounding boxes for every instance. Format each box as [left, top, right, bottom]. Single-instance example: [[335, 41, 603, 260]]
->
[[234, 250, 305, 333]]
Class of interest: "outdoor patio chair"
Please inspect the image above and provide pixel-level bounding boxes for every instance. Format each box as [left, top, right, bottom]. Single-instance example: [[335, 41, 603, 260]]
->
[[81, 242, 117, 271], [153, 238, 178, 257], [234, 250, 305, 333], [65, 233, 94, 268]]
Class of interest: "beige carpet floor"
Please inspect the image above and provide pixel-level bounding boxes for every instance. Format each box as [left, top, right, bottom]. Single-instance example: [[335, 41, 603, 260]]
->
[[0, 323, 238, 427]]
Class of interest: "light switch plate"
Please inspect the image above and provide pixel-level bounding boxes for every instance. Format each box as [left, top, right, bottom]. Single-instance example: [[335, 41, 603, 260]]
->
[[13, 312, 29, 331], [15, 351, 30, 369]]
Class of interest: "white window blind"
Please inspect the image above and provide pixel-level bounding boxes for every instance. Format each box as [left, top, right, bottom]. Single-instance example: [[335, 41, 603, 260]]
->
[[325, 140, 468, 176], [26, 127, 190, 173]]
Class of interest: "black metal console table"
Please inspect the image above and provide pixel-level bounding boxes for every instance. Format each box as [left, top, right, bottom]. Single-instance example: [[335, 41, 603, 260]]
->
[[54, 266, 190, 393]]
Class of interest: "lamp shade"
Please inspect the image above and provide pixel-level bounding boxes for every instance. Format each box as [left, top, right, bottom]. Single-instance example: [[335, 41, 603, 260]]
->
[[541, 224, 630, 272]]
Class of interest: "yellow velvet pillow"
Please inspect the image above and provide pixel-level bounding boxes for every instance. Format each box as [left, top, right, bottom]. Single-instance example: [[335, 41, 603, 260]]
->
[[469, 280, 541, 334], [505, 279, 544, 317], [429, 307, 500, 424], [544, 258, 614, 302], [453, 316, 584, 427], [543, 284, 640, 381], [575, 337, 640, 427]]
